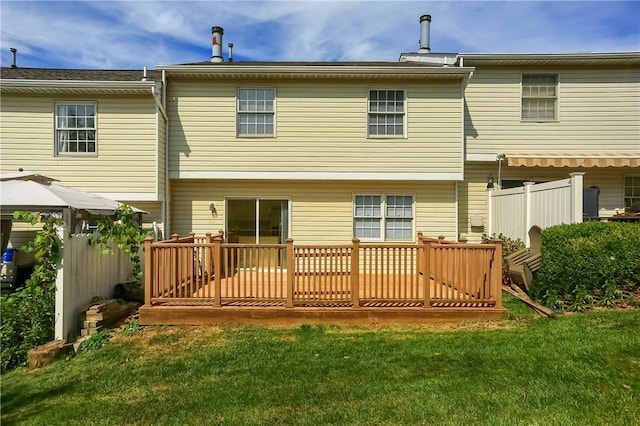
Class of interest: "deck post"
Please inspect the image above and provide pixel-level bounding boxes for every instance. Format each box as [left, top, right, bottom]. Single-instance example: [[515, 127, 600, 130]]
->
[[144, 236, 153, 306], [205, 233, 213, 283], [422, 238, 431, 308], [286, 238, 294, 308], [351, 238, 360, 308], [172, 233, 179, 241], [213, 235, 222, 307], [491, 238, 503, 307]]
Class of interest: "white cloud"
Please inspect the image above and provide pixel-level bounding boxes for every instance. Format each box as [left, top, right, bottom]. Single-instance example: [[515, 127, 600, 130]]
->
[[1, 0, 638, 69]]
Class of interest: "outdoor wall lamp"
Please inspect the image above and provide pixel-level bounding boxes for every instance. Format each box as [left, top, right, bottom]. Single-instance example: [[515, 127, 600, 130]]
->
[[486, 175, 495, 189]]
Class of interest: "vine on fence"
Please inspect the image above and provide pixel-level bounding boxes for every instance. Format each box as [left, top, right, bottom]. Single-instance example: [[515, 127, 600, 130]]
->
[[90, 205, 147, 278], [1, 212, 62, 370]]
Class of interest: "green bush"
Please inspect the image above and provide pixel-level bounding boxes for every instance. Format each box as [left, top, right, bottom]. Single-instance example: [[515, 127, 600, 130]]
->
[[1, 212, 61, 371], [530, 222, 640, 311], [482, 233, 526, 287]]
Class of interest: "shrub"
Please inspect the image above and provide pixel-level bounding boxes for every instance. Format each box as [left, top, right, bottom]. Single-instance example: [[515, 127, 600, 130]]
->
[[482, 233, 526, 287], [530, 221, 640, 311], [1, 212, 61, 371]]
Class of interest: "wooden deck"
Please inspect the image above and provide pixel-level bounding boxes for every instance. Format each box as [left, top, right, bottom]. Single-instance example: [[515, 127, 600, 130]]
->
[[139, 233, 506, 325]]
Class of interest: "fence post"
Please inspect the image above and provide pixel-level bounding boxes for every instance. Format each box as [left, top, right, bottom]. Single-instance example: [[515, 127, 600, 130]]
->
[[144, 236, 153, 306], [422, 238, 431, 308], [487, 187, 494, 237], [491, 238, 503, 307], [286, 238, 294, 308], [351, 238, 360, 308], [213, 235, 222, 307], [523, 182, 534, 246], [569, 172, 585, 224]]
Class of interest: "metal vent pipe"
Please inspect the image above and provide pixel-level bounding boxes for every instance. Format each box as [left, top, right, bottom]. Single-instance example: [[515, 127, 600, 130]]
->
[[211, 26, 224, 62], [418, 14, 431, 53], [10, 48, 17, 68]]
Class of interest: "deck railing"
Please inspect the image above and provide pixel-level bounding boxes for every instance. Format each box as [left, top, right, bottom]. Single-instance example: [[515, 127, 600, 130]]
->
[[144, 233, 503, 309]]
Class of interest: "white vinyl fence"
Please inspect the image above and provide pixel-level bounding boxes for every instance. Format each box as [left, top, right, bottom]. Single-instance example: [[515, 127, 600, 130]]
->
[[488, 172, 584, 245], [55, 233, 133, 341]]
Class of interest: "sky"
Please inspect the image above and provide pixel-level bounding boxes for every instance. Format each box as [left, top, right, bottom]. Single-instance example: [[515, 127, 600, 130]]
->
[[1, 0, 639, 70]]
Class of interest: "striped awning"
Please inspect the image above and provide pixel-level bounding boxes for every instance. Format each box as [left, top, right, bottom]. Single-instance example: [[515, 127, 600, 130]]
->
[[506, 154, 640, 168]]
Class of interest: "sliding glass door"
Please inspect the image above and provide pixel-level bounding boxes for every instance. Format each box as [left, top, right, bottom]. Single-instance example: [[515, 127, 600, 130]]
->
[[226, 198, 289, 244]]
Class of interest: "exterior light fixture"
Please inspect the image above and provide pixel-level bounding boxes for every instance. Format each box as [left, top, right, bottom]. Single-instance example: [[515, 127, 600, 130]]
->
[[487, 175, 495, 189]]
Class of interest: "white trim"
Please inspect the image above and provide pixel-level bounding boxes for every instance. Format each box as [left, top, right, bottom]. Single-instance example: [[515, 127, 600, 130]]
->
[[157, 64, 475, 79], [466, 153, 500, 162], [94, 192, 159, 201], [367, 88, 407, 138], [352, 193, 416, 242], [236, 87, 276, 138], [170, 171, 463, 181]]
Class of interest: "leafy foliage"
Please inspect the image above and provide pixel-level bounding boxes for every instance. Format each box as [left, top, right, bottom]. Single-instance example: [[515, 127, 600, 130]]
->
[[1, 212, 62, 371], [90, 205, 147, 278], [120, 319, 142, 336], [530, 221, 640, 311], [79, 330, 111, 352], [481, 232, 526, 287]]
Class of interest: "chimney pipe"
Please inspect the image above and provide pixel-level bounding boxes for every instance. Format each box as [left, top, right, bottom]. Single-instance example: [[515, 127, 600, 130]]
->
[[418, 14, 431, 53], [10, 47, 17, 68], [211, 26, 224, 62], [228, 43, 234, 62]]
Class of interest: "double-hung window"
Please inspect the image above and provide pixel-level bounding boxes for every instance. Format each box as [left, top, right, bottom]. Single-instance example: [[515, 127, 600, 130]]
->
[[237, 88, 275, 137], [55, 102, 96, 155], [354, 194, 414, 241], [522, 75, 557, 121], [624, 176, 640, 210], [368, 89, 405, 137]]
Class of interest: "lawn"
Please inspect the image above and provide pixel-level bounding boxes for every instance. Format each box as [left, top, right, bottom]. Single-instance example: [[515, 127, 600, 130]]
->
[[1, 294, 639, 425]]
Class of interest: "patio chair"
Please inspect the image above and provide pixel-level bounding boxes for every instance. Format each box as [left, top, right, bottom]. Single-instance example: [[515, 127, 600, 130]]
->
[[507, 225, 542, 291]]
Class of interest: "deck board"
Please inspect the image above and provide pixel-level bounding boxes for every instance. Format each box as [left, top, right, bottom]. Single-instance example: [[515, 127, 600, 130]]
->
[[140, 272, 505, 325]]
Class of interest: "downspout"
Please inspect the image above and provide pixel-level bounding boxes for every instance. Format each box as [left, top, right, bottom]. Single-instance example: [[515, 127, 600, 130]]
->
[[459, 67, 474, 242], [162, 70, 170, 238], [455, 181, 459, 241], [152, 83, 169, 239]]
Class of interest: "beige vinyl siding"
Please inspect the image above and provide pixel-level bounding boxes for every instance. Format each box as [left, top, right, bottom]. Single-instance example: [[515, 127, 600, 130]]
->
[[0, 94, 159, 196], [459, 163, 634, 242], [464, 67, 640, 154], [167, 79, 463, 175], [170, 180, 456, 244]]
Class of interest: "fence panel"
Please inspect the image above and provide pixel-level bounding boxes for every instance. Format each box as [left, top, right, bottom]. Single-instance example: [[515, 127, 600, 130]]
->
[[56, 234, 132, 341], [293, 245, 352, 305], [360, 244, 421, 303], [489, 173, 583, 244]]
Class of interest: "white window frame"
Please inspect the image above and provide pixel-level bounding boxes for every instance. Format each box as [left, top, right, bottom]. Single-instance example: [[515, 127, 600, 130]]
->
[[367, 88, 407, 138], [624, 176, 640, 210], [521, 74, 558, 122], [353, 193, 414, 242], [236, 87, 276, 138], [54, 101, 97, 156]]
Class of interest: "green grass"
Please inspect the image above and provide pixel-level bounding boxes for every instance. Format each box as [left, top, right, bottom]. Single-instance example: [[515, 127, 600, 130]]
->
[[2, 295, 639, 425]]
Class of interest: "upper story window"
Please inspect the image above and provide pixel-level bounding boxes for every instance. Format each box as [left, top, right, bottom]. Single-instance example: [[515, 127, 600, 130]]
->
[[624, 176, 640, 210], [55, 103, 96, 155], [368, 89, 405, 137], [522, 75, 557, 121], [353, 194, 414, 241], [237, 88, 275, 137]]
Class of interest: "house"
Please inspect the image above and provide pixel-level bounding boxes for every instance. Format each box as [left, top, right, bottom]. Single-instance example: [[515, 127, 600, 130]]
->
[[1, 16, 639, 248], [0, 67, 167, 248]]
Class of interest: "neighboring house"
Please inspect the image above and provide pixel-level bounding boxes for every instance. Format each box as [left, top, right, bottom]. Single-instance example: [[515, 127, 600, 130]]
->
[[0, 67, 167, 246], [1, 16, 639, 249], [456, 52, 640, 240]]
